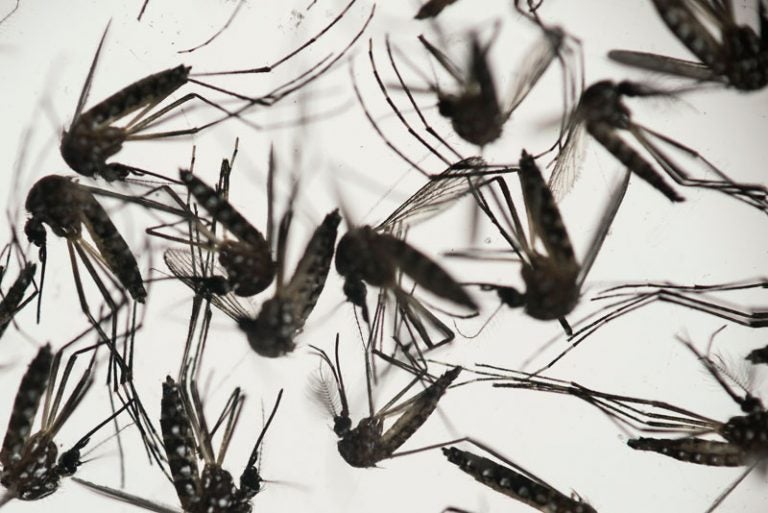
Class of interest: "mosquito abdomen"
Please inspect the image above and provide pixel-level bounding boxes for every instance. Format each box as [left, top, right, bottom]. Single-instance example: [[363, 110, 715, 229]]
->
[[628, 437, 747, 466], [443, 447, 597, 513], [160, 377, 202, 510], [0, 263, 36, 338], [651, 0, 723, 71], [0, 345, 52, 469], [587, 122, 684, 202]]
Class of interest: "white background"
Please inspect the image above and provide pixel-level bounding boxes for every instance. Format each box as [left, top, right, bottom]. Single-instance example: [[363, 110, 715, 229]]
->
[[0, 0, 766, 512]]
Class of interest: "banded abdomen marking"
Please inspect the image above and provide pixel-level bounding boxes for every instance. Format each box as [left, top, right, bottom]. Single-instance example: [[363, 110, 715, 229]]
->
[[651, 0, 724, 71], [628, 437, 747, 466], [160, 377, 201, 511]]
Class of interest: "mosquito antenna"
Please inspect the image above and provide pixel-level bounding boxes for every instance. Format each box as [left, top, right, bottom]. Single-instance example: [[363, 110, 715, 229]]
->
[[245, 389, 284, 469]]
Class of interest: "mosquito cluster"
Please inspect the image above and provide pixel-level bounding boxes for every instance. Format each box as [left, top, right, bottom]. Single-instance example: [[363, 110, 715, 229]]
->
[[0, 1, 765, 512]]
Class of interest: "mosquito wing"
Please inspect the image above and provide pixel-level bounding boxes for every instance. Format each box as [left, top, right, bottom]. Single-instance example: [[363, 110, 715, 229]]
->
[[376, 157, 491, 230], [164, 248, 257, 321]]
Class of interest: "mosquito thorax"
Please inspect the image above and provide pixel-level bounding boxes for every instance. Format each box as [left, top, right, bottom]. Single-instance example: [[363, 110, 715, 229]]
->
[[60, 125, 125, 180], [579, 80, 630, 128], [241, 298, 297, 358], [438, 94, 503, 147], [336, 417, 383, 468], [25, 176, 84, 239], [520, 261, 579, 320], [218, 240, 275, 297], [723, 27, 768, 90], [721, 410, 768, 453]]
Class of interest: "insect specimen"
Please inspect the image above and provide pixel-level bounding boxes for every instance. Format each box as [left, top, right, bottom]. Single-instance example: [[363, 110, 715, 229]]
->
[[460, 149, 628, 337], [482, 337, 768, 511], [746, 344, 768, 365], [443, 441, 597, 513], [165, 147, 341, 357], [548, 79, 768, 208], [0, 331, 133, 506], [24, 174, 149, 350], [312, 335, 461, 468], [179, 167, 277, 297], [608, 0, 768, 91], [74, 294, 284, 513], [61, 1, 375, 182], [367, 15, 581, 155]]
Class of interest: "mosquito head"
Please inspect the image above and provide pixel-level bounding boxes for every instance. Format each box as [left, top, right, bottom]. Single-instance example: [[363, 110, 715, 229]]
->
[[333, 414, 352, 437], [56, 438, 89, 477], [24, 217, 46, 250], [740, 393, 764, 415], [578, 80, 630, 128], [495, 285, 526, 308], [239, 465, 263, 500]]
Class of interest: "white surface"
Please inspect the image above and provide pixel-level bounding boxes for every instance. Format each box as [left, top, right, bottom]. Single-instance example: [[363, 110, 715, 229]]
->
[[0, 0, 766, 512]]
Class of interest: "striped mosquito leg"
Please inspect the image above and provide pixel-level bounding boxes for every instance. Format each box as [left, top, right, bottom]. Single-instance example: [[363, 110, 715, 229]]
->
[[380, 367, 461, 455], [443, 447, 596, 513], [0, 345, 53, 468], [587, 122, 684, 202], [628, 437, 747, 466], [160, 377, 201, 510]]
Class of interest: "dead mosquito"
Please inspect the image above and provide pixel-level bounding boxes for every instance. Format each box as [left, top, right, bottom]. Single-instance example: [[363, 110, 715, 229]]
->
[[165, 148, 341, 357], [547, 79, 768, 209], [0, 330, 133, 506], [609, 0, 768, 91], [455, 149, 629, 337], [311, 335, 461, 468], [481, 336, 768, 512], [334, 157, 483, 350], [75, 293, 284, 513], [442, 440, 597, 513], [62, 2, 375, 182]]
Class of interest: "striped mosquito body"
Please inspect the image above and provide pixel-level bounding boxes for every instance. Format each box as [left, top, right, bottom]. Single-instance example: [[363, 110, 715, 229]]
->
[[62, 3, 375, 182], [180, 169, 275, 297], [76, 374, 282, 513], [555, 79, 768, 209], [381, 17, 580, 151], [24, 174, 146, 303], [609, 0, 768, 91], [443, 446, 597, 513], [238, 208, 340, 357], [482, 337, 768, 509], [466, 150, 627, 335], [1, 335, 130, 505], [313, 337, 461, 468], [335, 160, 484, 329]]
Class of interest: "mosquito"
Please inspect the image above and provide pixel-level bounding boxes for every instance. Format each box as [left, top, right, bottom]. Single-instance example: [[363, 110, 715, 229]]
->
[[541, 279, 768, 372], [547, 79, 768, 209], [481, 337, 768, 512], [608, 0, 768, 91], [311, 335, 461, 468], [74, 290, 284, 513], [0, 329, 133, 506], [364, 14, 581, 163], [165, 150, 341, 357], [455, 149, 629, 337], [442, 440, 597, 513], [410, 19, 579, 148], [61, 1, 375, 182]]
